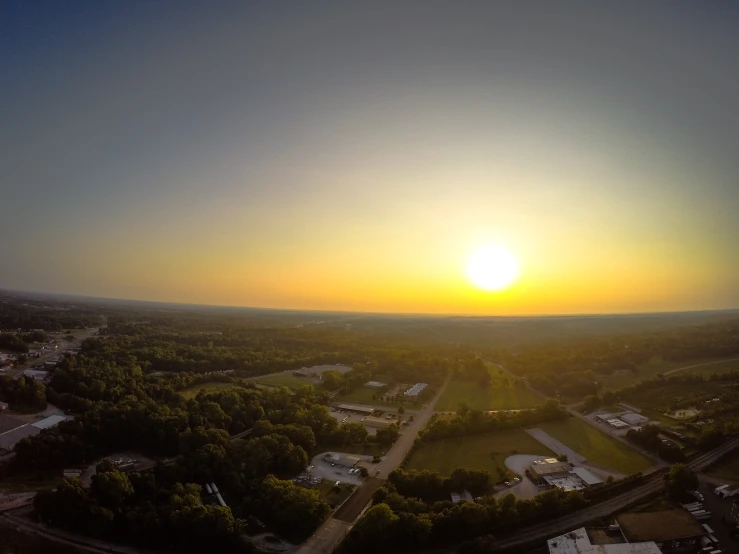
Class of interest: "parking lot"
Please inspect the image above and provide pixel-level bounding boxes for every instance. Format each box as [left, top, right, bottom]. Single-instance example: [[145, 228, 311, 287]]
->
[[308, 452, 372, 485], [328, 410, 380, 435]]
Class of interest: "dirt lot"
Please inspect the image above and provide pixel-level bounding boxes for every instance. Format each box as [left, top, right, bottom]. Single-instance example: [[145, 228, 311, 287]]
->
[[332, 477, 383, 523]]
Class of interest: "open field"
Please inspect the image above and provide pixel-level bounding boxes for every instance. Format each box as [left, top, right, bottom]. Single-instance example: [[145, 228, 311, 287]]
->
[[599, 356, 739, 390], [536, 417, 653, 474], [336, 387, 383, 405], [706, 453, 739, 483], [179, 382, 241, 399], [405, 429, 554, 478], [254, 372, 317, 390], [434, 380, 544, 412]]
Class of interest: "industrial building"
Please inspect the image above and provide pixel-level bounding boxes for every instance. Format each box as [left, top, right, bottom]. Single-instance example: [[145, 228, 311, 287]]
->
[[547, 527, 661, 554], [404, 383, 428, 397], [336, 404, 375, 415], [527, 459, 603, 491], [607, 418, 630, 429], [616, 510, 706, 553], [360, 415, 394, 429], [527, 459, 572, 481]]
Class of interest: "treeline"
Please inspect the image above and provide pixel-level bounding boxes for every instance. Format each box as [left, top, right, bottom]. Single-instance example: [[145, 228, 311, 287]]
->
[[0, 301, 102, 331], [340, 468, 587, 553], [494, 319, 739, 398], [418, 400, 567, 443], [0, 375, 46, 412], [85, 323, 458, 383], [625, 425, 685, 462]]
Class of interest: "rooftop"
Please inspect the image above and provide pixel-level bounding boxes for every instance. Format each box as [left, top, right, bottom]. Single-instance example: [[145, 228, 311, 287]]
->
[[617, 510, 706, 542], [548, 527, 661, 554]]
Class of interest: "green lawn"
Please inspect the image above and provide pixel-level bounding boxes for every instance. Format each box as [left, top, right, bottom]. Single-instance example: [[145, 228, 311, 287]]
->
[[179, 382, 241, 399], [434, 380, 545, 412], [536, 417, 653, 474], [599, 356, 739, 390], [254, 372, 317, 390], [405, 429, 554, 479], [706, 453, 739, 483]]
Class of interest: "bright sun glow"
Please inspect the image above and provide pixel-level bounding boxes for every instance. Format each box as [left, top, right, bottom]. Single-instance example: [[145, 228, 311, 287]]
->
[[466, 245, 520, 291]]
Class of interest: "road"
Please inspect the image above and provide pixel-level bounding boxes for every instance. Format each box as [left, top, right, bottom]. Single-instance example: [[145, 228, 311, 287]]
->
[[297, 376, 451, 554], [663, 357, 739, 377]]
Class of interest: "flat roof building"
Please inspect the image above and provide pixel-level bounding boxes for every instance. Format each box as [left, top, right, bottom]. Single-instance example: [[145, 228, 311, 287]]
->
[[336, 404, 375, 415], [364, 381, 387, 388], [450, 490, 474, 504], [620, 413, 649, 426], [361, 416, 394, 428], [32, 414, 71, 430], [528, 459, 572, 481], [616, 510, 705, 553], [323, 453, 361, 468], [404, 383, 428, 397], [548, 527, 661, 554]]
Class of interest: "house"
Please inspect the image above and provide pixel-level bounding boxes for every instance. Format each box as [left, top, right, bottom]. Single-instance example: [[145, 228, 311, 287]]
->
[[616, 510, 705, 553]]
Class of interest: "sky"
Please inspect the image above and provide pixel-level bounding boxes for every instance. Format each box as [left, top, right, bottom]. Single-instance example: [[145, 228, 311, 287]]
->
[[1, 1, 739, 315]]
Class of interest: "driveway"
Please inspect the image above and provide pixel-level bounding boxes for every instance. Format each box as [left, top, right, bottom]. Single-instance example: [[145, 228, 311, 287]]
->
[[526, 428, 586, 464], [497, 454, 550, 499]]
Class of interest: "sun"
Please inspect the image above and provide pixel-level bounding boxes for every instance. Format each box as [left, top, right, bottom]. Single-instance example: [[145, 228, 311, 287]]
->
[[466, 245, 520, 291]]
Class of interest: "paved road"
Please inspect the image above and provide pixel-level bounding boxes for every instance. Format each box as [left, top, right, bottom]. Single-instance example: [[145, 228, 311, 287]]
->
[[297, 376, 451, 554], [526, 428, 586, 464], [663, 357, 739, 377]]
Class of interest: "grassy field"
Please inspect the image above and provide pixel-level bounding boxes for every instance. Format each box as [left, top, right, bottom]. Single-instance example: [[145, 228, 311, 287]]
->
[[254, 372, 317, 390], [179, 382, 241, 399], [336, 387, 383, 405], [317, 480, 357, 509], [434, 380, 544, 412], [536, 417, 653, 474], [405, 429, 554, 478], [599, 356, 739, 390], [706, 453, 739, 483]]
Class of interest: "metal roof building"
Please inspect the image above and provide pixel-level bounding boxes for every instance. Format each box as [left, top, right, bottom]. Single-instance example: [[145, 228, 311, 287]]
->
[[32, 414, 71, 430], [404, 383, 428, 397]]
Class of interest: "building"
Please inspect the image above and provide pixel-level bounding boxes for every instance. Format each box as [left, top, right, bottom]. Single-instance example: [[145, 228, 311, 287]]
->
[[404, 383, 428, 397], [323, 453, 361, 468], [336, 404, 375, 416], [361, 416, 394, 429], [63, 469, 82, 479], [596, 412, 615, 422], [0, 401, 8, 412], [607, 418, 630, 429], [616, 510, 705, 553], [32, 414, 71, 430], [450, 490, 474, 504], [22, 369, 48, 380], [620, 413, 649, 426], [527, 459, 572, 481], [547, 527, 661, 554], [363, 381, 387, 388]]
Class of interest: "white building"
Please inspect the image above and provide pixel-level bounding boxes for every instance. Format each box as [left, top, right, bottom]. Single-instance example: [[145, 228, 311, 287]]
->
[[548, 527, 661, 554], [364, 381, 387, 388]]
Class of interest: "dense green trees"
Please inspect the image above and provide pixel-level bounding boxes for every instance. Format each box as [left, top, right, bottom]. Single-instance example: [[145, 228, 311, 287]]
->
[[664, 464, 699, 499], [341, 469, 587, 553], [0, 375, 46, 412], [625, 425, 685, 462]]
